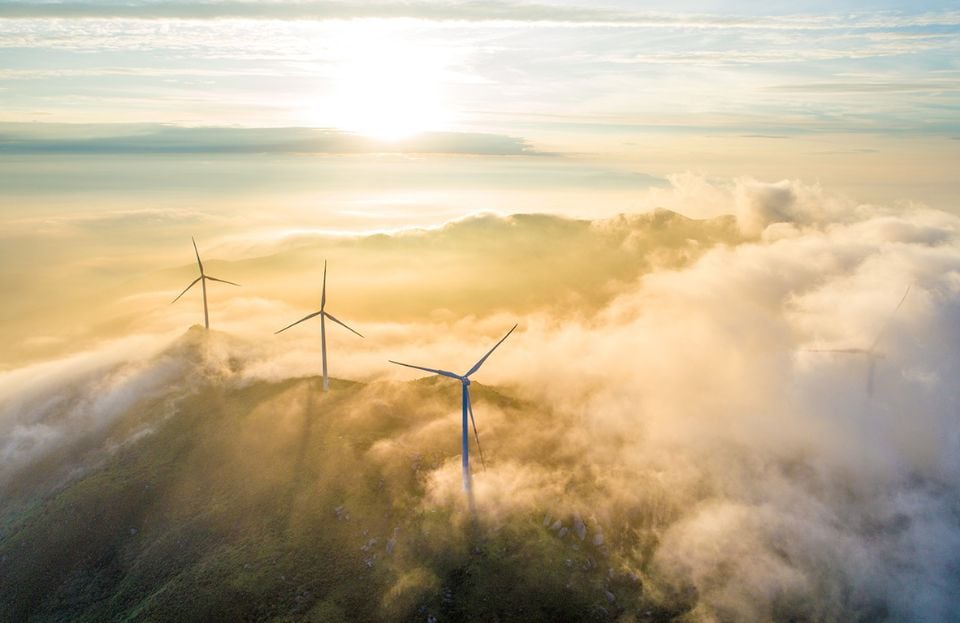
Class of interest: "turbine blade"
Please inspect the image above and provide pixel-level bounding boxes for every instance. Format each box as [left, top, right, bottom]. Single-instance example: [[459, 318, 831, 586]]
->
[[205, 275, 241, 287], [324, 311, 364, 338], [191, 236, 203, 274], [275, 310, 322, 334], [465, 324, 518, 377], [321, 260, 327, 311], [467, 390, 486, 470], [388, 360, 461, 380], [171, 277, 202, 304], [869, 283, 912, 352]]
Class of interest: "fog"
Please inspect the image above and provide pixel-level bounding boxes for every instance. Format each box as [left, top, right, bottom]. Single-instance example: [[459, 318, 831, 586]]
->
[[2, 177, 959, 620]]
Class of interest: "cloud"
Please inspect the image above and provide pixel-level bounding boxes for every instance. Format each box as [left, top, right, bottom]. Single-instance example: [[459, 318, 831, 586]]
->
[[454, 193, 959, 619], [0, 123, 542, 156], [0, 207, 219, 238], [0, 332, 177, 485], [378, 182, 960, 619], [4, 177, 960, 619], [0, 0, 630, 22], [809, 148, 880, 155], [767, 81, 960, 93], [2, 2, 958, 31], [735, 178, 804, 235]]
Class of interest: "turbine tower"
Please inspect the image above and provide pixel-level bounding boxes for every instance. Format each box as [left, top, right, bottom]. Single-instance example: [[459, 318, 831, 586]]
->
[[171, 237, 240, 329], [806, 284, 912, 396], [389, 324, 517, 498], [275, 261, 364, 391]]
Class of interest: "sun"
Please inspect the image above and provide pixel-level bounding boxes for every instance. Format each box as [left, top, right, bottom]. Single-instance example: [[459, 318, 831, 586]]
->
[[325, 31, 452, 141]]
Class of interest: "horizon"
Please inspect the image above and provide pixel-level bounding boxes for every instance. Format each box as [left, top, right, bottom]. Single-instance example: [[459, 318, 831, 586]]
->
[[2, 0, 959, 227]]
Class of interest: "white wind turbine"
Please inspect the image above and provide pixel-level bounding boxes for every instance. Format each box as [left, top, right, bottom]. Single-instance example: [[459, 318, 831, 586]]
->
[[275, 261, 364, 392], [171, 237, 240, 329], [806, 284, 912, 396], [389, 324, 517, 497]]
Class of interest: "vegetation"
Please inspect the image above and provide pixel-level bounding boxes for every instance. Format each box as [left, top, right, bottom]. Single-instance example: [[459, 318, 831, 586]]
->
[[0, 330, 691, 622]]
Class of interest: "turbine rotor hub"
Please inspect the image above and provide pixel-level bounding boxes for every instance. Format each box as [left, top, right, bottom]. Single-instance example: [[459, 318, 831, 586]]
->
[[461, 377, 471, 386]]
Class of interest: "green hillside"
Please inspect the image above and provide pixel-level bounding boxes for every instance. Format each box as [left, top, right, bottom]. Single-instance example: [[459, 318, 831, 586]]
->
[[0, 328, 688, 623]]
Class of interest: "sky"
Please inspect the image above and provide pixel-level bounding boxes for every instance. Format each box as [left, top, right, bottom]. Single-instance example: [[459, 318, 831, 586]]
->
[[0, 0, 959, 360], [1, 0, 958, 225]]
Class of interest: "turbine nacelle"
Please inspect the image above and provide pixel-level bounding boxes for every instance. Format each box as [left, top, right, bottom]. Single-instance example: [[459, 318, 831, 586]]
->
[[274, 260, 363, 392], [388, 323, 518, 498], [171, 236, 240, 329], [801, 283, 911, 399]]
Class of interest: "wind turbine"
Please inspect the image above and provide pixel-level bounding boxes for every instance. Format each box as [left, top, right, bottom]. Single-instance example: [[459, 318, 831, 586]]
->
[[806, 284, 912, 396], [275, 261, 363, 392], [171, 237, 240, 329], [389, 324, 517, 497]]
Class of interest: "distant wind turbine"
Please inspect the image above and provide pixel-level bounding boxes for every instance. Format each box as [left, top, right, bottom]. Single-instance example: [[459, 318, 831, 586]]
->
[[806, 284, 912, 396], [275, 261, 363, 392], [171, 237, 240, 329], [389, 324, 517, 497]]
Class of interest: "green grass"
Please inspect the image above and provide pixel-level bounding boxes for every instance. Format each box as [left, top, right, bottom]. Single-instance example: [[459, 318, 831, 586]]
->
[[0, 338, 688, 623]]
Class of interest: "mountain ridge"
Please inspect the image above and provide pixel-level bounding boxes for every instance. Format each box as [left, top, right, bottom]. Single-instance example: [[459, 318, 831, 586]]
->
[[1, 327, 671, 622]]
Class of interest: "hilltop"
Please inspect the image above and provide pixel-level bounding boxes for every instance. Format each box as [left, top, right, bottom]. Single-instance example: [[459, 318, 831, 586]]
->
[[0, 328, 686, 623]]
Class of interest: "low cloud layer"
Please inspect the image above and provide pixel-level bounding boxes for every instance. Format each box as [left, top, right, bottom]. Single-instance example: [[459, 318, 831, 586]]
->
[[0, 0, 633, 22], [0, 123, 541, 156], [2, 178, 960, 620], [3, 1, 958, 26]]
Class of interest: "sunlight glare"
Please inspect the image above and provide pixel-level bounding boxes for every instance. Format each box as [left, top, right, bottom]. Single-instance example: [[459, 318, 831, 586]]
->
[[326, 28, 452, 141]]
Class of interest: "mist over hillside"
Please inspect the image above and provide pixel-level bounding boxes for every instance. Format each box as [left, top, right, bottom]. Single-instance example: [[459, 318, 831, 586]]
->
[[3, 181, 960, 621], [1, 328, 661, 622], [0, 202, 741, 368]]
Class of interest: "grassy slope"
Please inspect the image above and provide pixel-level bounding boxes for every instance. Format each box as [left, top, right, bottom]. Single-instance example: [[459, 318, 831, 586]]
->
[[0, 330, 696, 623]]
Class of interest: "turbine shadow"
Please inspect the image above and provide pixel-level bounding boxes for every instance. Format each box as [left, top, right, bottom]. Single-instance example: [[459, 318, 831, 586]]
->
[[283, 379, 320, 532]]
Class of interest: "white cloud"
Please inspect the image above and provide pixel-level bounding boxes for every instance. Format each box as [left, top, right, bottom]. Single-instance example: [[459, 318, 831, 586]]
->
[[3, 177, 960, 617]]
